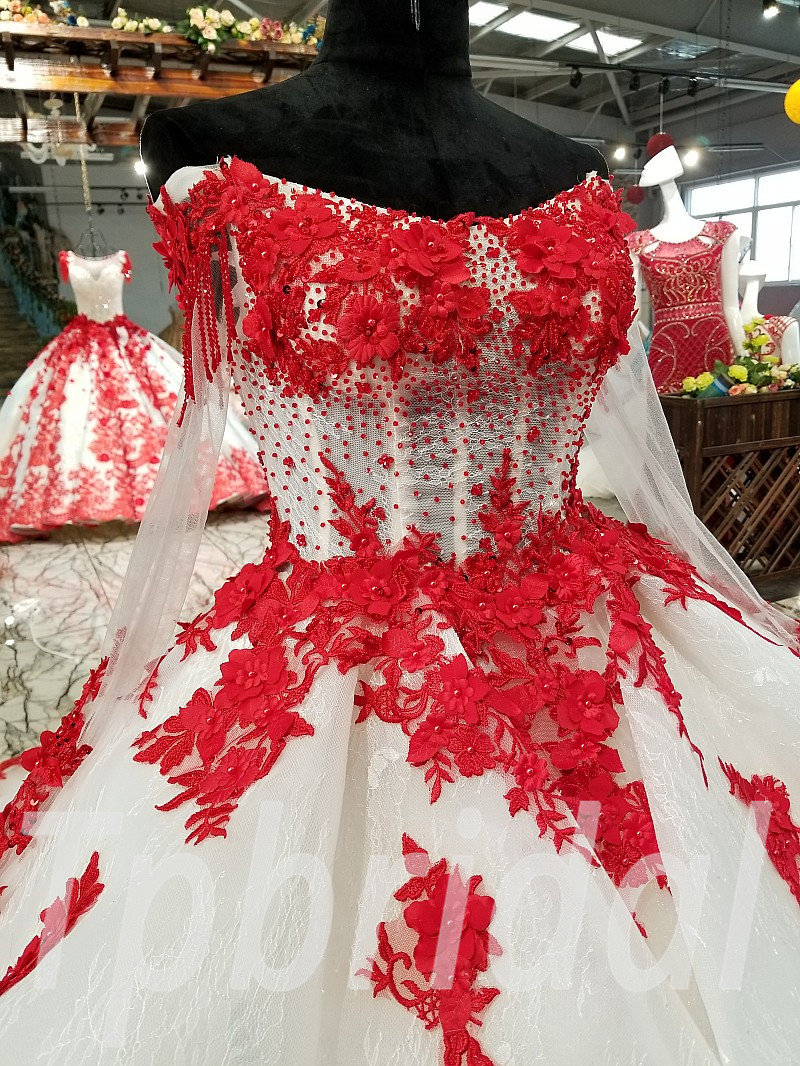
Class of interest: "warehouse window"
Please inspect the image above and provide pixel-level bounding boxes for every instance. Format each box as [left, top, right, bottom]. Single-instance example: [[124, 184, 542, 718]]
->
[[687, 167, 800, 283]]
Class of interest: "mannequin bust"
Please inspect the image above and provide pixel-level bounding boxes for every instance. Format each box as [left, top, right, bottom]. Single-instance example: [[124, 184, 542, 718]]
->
[[140, 0, 606, 219], [740, 258, 800, 365], [631, 145, 745, 363]]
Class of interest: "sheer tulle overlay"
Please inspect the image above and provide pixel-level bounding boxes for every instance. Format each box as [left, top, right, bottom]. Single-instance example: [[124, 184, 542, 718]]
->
[[0, 160, 799, 1065], [0, 250, 266, 542]]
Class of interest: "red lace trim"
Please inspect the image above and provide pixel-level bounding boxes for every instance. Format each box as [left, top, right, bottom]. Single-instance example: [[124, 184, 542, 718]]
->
[[719, 760, 800, 907], [0, 851, 104, 997], [364, 835, 501, 1066]]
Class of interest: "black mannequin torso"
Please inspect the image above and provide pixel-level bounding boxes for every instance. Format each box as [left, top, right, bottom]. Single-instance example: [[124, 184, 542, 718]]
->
[[140, 0, 607, 220]]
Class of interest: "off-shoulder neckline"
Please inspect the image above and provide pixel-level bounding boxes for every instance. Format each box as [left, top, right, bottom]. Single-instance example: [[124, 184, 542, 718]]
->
[[153, 157, 605, 228]]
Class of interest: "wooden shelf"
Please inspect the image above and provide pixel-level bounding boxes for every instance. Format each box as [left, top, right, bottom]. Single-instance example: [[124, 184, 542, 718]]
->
[[0, 22, 316, 145]]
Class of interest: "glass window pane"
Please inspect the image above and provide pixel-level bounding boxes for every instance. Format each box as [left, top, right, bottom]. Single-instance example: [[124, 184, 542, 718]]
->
[[757, 168, 800, 207], [790, 206, 800, 282], [719, 211, 753, 244], [689, 178, 755, 216], [755, 206, 793, 282]]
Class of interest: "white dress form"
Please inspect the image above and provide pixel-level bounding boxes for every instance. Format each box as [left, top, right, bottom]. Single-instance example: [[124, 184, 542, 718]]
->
[[739, 259, 800, 366], [633, 147, 746, 360]]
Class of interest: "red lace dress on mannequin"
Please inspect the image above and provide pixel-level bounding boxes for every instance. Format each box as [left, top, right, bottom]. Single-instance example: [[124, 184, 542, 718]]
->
[[0, 162, 800, 1065], [628, 220, 737, 391], [0, 249, 265, 541]]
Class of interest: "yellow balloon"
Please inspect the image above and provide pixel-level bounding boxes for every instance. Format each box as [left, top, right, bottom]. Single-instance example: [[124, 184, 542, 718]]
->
[[785, 79, 800, 124]]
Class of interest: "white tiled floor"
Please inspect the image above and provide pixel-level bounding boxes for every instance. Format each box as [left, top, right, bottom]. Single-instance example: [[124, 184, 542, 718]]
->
[[0, 511, 266, 758]]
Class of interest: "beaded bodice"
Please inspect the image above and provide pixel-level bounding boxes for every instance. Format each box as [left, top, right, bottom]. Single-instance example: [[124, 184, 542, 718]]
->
[[150, 158, 636, 559], [627, 221, 735, 314], [59, 250, 132, 323]]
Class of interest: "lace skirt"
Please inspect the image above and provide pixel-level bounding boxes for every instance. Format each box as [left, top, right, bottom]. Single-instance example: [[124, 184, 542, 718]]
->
[[0, 504, 799, 1064], [0, 314, 265, 542]]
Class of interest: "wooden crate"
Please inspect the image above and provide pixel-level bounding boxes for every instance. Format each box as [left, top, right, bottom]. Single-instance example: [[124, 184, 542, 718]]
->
[[660, 392, 800, 599]]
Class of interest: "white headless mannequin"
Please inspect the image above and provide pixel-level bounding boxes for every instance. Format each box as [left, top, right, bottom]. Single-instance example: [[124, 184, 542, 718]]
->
[[739, 258, 800, 366], [632, 146, 746, 358]]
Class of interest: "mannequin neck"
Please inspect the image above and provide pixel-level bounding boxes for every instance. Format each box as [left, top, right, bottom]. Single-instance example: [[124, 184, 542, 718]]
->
[[650, 179, 703, 241], [741, 278, 764, 320], [315, 0, 472, 76]]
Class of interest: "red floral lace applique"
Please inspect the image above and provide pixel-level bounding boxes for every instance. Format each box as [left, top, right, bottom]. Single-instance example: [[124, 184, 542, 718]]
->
[[0, 660, 105, 864], [365, 835, 501, 1066], [0, 851, 104, 997], [149, 160, 636, 401], [132, 454, 730, 896], [720, 761, 800, 906]]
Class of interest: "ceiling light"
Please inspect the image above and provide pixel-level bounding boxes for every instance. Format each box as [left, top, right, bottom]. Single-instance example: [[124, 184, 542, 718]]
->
[[468, 2, 507, 26], [683, 148, 700, 167], [569, 30, 643, 57], [629, 71, 641, 92], [134, 158, 147, 175], [3, 616, 14, 626], [762, 0, 780, 18], [499, 12, 580, 41], [569, 68, 583, 88], [4, 639, 14, 647], [613, 145, 627, 161]]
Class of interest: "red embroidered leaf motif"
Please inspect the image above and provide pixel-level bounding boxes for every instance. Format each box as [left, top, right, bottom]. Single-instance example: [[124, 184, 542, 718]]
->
[[0, 851, 104, 997], [0, 659, 104, 866], [720, 760, 800, 906]]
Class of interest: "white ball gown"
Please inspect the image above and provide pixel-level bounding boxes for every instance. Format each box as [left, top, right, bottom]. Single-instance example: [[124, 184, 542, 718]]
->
[[0, 159, 799, 1064], [0, 249, 265, 542]]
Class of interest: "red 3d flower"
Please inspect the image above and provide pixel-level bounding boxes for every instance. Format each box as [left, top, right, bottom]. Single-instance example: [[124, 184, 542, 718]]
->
[[338, 294, 401, 365], [512, 752, 549, 792], [389, 220, 470, 284], [271, 194, 340, 256], [510, 216, 589, 280], [345, 558, 408, 616], [435, 656, 490, 723], [556, 670, 619, 738], [403, 866, 496, 980], [216, 645, 291, 722]]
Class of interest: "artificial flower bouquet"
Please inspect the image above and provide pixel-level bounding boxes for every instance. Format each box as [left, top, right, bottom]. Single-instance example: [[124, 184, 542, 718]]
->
[[680, 355, 800, 399], [100, 8, 325, 51], [0, 0, 51, 23]]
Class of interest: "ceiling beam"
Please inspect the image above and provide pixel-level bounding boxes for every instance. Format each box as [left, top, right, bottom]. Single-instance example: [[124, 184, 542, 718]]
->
[[521, 1, 800, 66], [522, 74, 574, 100], [470, 5, 524, 44], [585, 20, 630, 125], [612, 36, 666, 65], [529, 25, 586, 58]]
